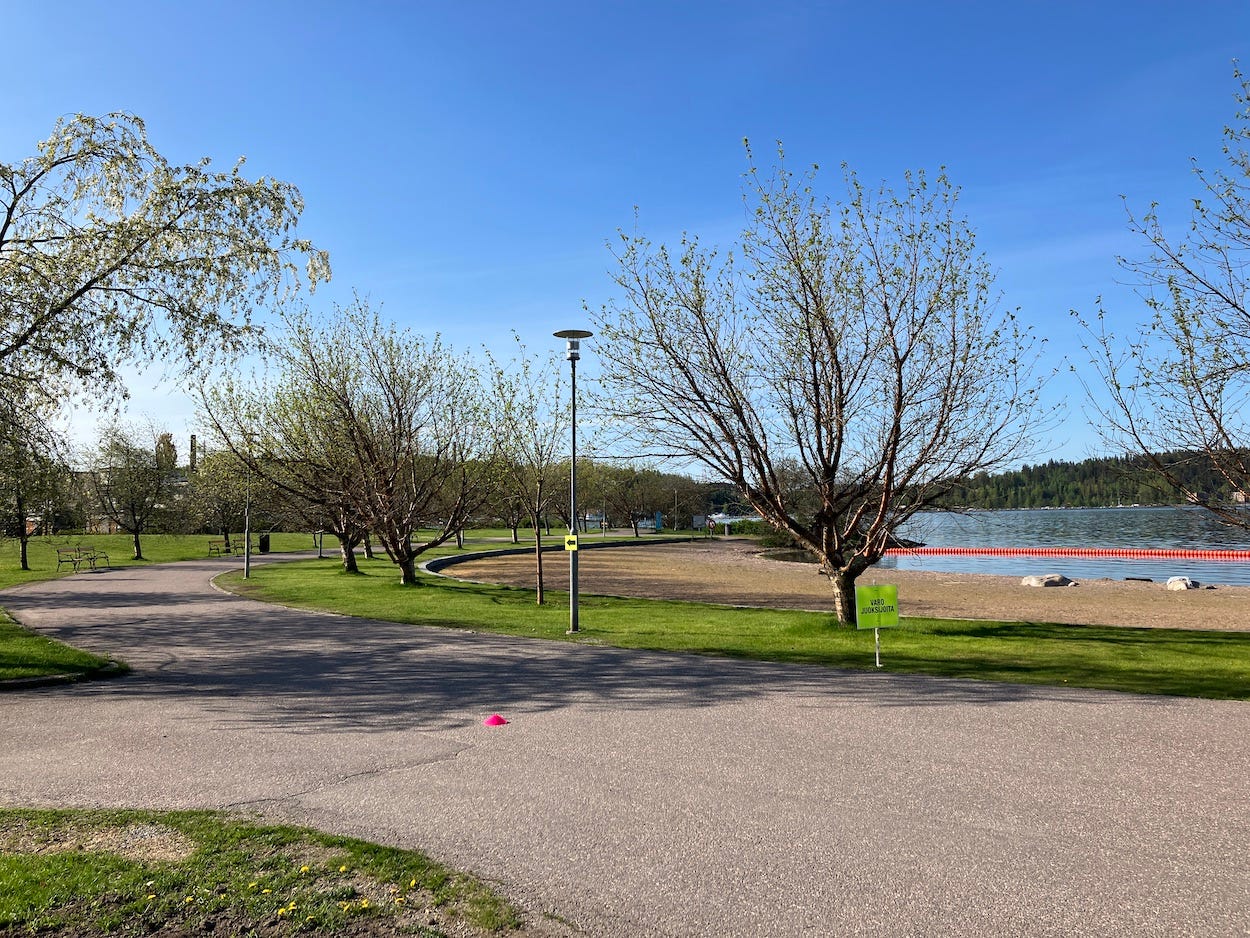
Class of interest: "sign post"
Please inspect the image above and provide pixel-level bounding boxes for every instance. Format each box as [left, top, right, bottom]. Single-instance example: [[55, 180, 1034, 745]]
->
[[855, 584, 899, 668]]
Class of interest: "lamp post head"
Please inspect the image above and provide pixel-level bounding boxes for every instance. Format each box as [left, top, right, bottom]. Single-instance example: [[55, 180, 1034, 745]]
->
[[554, 329, 593, 362]]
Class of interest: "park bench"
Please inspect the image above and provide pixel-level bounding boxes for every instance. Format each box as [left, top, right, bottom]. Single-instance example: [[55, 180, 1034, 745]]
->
[[76, 547, 109, 570], [55, 547, 82, 572], [55, 546, 110, 573], [209, 540, 257, 557]]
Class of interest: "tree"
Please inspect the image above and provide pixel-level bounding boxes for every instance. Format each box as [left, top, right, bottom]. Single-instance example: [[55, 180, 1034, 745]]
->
[[186, 449, 284, 548], [0, 399, 69, 570], [1079, 70, 1250, 526], [592, 462, 669, 537], [204, 299, 496, 585], [202, 370, 369, 574], [594, 146, 1043, 625], [0, 112, 329, 408], [485, 339, 569, 603], [86, 422, 179, 560]]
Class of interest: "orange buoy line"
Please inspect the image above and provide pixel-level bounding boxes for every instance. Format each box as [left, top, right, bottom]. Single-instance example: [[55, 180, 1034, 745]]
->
[[884, 546, 1250, 561]]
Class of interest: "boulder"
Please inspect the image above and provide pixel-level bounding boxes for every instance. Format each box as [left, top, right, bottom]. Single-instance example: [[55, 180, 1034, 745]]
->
[[1021, 573, 1076, 587], [1166, 576, 1200, 591]]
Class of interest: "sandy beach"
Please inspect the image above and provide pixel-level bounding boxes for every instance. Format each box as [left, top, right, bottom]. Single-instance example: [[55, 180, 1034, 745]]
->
[[448, 537, 1250, 631]]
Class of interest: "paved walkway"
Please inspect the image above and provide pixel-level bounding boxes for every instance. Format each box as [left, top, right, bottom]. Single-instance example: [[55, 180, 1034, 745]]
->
[[1, 557, 1247, 936]]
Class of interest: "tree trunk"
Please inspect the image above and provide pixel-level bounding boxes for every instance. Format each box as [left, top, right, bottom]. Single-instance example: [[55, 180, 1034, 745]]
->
[[338, 535, 359, 574], [222, 527, 232, 551], [455, 528, 465, 549], [19, 535, 29, 571], [363, 531, 374, 559], [829, 568, 858, 627], [398, 554, 419, 586], [533, 528, 545, 605], [131, 530, 143, 561], [511, 524, 519, 544]]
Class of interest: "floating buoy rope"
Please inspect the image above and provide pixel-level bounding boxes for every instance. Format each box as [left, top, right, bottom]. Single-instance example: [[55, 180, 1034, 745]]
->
[[884, 546, 1250, 561]]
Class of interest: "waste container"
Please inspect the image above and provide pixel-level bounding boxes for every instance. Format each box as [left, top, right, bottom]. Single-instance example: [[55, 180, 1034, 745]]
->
[[258, 534, 270, 553]]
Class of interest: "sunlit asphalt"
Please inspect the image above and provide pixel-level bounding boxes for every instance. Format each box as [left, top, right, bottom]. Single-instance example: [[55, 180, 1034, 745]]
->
[[1, 555, 1246, 936]]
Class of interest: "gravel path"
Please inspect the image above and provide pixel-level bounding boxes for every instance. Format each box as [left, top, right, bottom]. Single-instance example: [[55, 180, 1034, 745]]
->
[[1, 555, 1247, 936]]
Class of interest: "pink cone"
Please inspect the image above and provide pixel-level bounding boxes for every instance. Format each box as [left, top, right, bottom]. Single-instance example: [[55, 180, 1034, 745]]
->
[[482, 714, 508, 726]]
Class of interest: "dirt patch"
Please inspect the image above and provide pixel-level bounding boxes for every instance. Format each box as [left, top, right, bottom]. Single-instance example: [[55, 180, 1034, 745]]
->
[[450, 538, 1250, 631], [1, 818, 196, 862]]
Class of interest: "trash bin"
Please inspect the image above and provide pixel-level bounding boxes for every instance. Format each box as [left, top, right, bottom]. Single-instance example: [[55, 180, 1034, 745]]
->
[[258, 534, 270, 554]]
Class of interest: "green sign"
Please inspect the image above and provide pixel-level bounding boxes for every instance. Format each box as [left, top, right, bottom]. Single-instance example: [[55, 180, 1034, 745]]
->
[[855, 584, 899, 630]]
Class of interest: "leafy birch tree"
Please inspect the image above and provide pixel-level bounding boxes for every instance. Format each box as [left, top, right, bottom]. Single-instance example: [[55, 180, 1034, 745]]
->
[[594, 146, 1044, 625], [0, 111, 329, 409], [1079, 70, 1250, 525]]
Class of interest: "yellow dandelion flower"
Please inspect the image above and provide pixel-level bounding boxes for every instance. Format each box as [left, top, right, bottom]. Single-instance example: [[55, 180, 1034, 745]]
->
[[409, 878, 417, 888], [247, 881, 259, 890], [277, 908, 288, 917], [339, 864, 348, 873], [359, 898, 370, 909], [395, 897, 405, 905], [184, 896, 195, 904], [300, 865, 310, 873], [146, 895, 156, 901]]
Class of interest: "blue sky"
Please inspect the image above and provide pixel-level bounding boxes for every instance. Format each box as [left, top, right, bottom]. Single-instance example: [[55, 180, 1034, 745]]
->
[[5, 1, 1248, 463]]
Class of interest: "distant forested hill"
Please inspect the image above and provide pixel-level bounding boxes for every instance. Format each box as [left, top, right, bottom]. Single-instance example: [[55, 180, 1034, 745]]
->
[[936, 452, 1239, 509]]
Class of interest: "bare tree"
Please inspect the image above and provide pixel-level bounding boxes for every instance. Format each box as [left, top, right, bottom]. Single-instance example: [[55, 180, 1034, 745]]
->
[[206, 298, 495, 585], [87, 421, 178, 560], [202, 374, 370, 573], [485, 338, 569, 603], [1079, 70, 1250, 525], [594, 147, 1043, 625]]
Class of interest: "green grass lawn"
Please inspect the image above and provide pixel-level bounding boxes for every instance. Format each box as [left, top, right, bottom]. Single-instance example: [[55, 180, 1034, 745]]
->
[[0, 609, 123, 683], [0, 808, 519, 937], [0, 532, 318, 593], [222, 554, 1250, 700]]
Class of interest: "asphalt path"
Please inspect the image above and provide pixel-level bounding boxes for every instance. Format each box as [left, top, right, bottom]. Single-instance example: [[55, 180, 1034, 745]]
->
[[1, 555, 1247, 936]]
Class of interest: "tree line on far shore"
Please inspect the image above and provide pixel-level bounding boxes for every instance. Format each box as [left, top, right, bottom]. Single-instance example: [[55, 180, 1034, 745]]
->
[[934, 451, 1246, 510]]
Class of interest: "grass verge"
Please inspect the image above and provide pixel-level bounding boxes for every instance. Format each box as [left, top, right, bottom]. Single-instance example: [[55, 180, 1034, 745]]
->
[[223, 555, 1250, 700], [0, 808, 521, 938], [0, 609, 124, 683]]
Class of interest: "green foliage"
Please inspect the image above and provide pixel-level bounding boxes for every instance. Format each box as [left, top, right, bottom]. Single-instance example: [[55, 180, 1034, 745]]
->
[[0, 808, 520, 936], [936, 451, 1238, 509], [0, 112, 328, 407]]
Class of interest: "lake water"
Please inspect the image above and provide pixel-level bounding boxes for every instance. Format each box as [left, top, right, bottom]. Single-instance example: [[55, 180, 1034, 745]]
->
[[871, 506, 1250, 586]]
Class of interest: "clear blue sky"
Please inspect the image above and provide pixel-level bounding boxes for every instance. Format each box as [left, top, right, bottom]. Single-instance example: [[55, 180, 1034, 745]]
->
[[5, 1, 1247, 464]]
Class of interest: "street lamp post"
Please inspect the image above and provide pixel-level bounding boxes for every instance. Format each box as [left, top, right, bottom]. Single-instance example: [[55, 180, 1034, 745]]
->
[[554, 328, 592, 633]]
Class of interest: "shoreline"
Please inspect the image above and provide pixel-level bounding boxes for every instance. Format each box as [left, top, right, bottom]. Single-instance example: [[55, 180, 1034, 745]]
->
[[451, 538, 1250, 632]]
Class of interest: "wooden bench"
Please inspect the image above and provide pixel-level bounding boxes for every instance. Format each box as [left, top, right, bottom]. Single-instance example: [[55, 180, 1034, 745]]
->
[[209, 540, 227, 557], [55, 548, 82, 572]]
